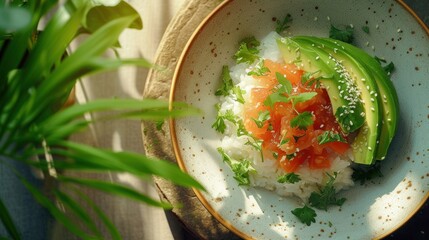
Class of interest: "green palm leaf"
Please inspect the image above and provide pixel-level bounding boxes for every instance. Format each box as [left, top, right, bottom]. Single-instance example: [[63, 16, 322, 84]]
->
[[0, 0, 203, 238], [0, 198, 20, 240], [58, 176, 173, 209]]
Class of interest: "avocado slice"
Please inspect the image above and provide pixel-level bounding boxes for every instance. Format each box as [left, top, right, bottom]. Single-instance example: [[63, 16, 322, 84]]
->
[[276, 38, 366, 133], [277, 36, 382, 165], [320, 38, 398, 160]]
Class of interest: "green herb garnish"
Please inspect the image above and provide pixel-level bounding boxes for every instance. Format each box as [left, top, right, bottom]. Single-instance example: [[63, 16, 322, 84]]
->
[[217, 147, 255, 185], [277, 172, 301, 184], [233, 36, 260, 64], [308, 172, 346, 211], [317, 131, 347, 145], [374, 56, 395, 76], [232, 86, 246, 104], [289, 92, 317, 105], [248, 60, 270, 76], [290, 111, 313, 130], [362, 25, 370, 34], [252, 110, 271, 128], [352, 162, 383, 185], [263, 92, 289, 107], [212, 109, 236, 134], [329, 24, 354, 44], [215, 65, 234, 96], [276, 72, 293, 94], [275, 14, 293, 34], [291, 205, 317, 226]]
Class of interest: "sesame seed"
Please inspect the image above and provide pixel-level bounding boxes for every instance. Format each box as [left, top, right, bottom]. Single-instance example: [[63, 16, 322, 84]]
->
[[327, 16, 331, 21], [371, 107, 375, 111], [376, 24, 379, 29], [368, 147, 372, 151], [350, 24, 354, 28], [397, 28, 402, 33], [314, 16, 318, 21]]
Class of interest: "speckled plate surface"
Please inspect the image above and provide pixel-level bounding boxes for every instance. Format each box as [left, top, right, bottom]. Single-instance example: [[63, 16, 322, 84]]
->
[[169, 0, 429, 239]]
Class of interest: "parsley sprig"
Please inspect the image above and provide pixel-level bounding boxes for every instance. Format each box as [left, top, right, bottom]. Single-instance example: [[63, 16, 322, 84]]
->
[[317, 131, 347, 145], [212, 108, 236, 134], [277, 172, 301, 184], [374, 56, 395, 76], [252, 110, 271, 128], [329, 24, 354, 44], [233, 36, 261, 64], [275, 14, 293, 35], [248, 59, 271, 76], [292, 172, 346, 225], [352, 162, 383, 185], [290, 111, 314, 130], [215, 65, 234, 97], [217, 147, 255, 185], [291, 205, 317, 226], [308, 172, 346, 211]]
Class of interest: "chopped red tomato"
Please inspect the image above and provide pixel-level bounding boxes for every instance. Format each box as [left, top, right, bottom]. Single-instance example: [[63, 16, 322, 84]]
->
[[244, 62, 349, 173]]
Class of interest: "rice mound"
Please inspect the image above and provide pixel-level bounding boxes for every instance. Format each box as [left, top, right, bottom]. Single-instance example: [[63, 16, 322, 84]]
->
[[218, 32, 354, 201]]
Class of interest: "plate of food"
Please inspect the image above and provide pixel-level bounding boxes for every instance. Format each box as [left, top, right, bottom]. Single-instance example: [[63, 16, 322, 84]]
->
[[169, 0, 429, 239]]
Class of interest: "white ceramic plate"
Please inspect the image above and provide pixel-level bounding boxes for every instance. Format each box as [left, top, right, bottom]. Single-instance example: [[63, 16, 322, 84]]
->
[[170, 0, 429, 239]]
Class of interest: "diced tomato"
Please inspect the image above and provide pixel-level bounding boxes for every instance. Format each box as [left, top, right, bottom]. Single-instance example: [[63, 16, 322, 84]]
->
[[244, 88, 271, 138], [279, 149, 312, 172], [244, 60, 349, 173], [259, 60, 304, 86], [323, 141, 350, 155]]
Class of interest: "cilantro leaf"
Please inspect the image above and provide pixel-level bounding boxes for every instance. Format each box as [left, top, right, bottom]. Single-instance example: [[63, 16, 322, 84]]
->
[[264, 92, 289, 107], [290, 111, 313, 130], [277, 172, 301, 184], [231, 159, 255, 185], [245, 137, 264, 161], [334, 105, 365, 133], [374, 56, 395, 76], [291, 205, 317, 226], [236, 119, 250, 136], [289, 92, 317, 105], [317, 131, 347, 145], [309, 172, 346, 211], [217, 147, 255, 185], [383, 62, 395, 75], [352, 161, 383, 185], [275, 72, 293, 94], [248, 60, 270, 76], [329, 24, 354, 44], [233, 36, 260, 64], [212, 109, 236, 133], [245, 138, 263, 152], [280, 138, 290, 146], [252, 110, 271, 128], [232, 86, 246, 104], [275, 14, 293, 34], [215, 66, 234, 96]]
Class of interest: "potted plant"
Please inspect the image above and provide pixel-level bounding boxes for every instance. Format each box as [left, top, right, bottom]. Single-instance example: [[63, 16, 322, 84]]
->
[[0, 1, 203, 239]]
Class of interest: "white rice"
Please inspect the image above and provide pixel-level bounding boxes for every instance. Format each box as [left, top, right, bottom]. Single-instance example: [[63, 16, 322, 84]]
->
[[218, 32, 354, 201]]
